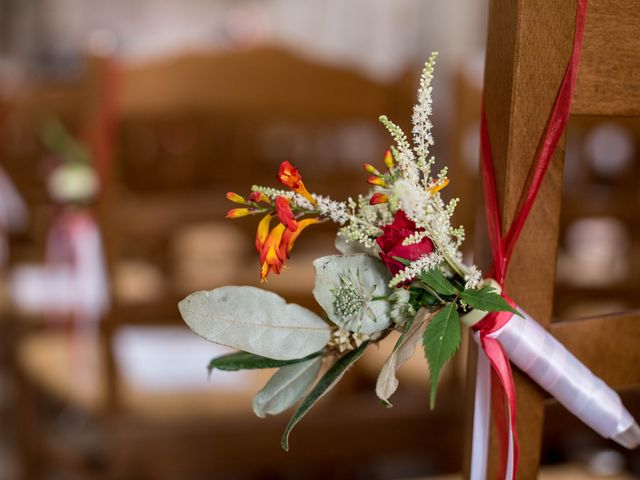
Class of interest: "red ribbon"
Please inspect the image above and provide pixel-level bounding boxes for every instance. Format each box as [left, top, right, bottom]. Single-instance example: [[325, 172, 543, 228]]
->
[[474, 0, 587, 478]]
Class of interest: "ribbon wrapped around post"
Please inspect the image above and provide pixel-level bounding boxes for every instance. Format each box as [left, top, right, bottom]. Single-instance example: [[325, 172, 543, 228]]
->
[[468, 0, 640, 478]]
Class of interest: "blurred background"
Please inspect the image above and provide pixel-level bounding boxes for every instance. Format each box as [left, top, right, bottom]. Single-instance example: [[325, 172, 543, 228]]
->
[[0, 1, 639, 479]]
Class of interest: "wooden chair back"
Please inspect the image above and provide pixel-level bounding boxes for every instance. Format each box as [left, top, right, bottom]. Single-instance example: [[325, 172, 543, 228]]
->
[[99, 46, 416, 413], [463, 1, 640, 478]]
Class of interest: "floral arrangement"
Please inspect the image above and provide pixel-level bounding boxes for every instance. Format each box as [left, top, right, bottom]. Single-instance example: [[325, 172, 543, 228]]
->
[[178, 52, 520, 450]]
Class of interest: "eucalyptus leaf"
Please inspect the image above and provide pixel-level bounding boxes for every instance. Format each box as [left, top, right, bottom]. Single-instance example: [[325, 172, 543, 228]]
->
[[423, 302, 461, 409], [208, 351, 321, 373], [420, 268, 458, 296], [460, 287, 522, 317], [313, 254, 392, 334], [253, 357, 323, 418], [281, 342, 369, 451], [179, 286, 331, 361], [376, 309, 434, 405]]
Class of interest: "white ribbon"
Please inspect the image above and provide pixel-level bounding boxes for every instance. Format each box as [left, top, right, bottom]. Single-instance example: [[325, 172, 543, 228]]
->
[[470, 308, 640, 479]]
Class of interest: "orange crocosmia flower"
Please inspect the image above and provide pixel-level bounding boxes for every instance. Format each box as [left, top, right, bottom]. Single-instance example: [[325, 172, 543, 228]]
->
[[363, 163, 380, 175], [255, 213, 273, 252], [249, 191, 271, 204], [259, 223, 287, 281], [279, 218, 320, 261], [383, 150, 394, 169], [226, 207, 251, 218], [367, 176, 387, 187], [369, 193, 389, 205], [277, 161, 316, 205], [275, 196, 298, 232], [428, 178, 449, 194]]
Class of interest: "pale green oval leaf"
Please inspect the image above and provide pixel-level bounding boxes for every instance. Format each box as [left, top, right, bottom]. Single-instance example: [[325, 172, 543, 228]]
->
[[253, 357, 323, 418], [376, 309, 434, 406], [281, 342, 369, 451], [179, 286, 331, 361]]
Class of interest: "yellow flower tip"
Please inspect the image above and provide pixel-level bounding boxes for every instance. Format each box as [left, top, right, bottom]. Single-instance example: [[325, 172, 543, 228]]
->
[[249, 191, 271, 204], [296, 186, 317, 206], [226, 192, 247, 204], [383, 150, 394, 169], [428, 178, 450, 194], [255, 213, 273, 251], [367, 176, 387, 188], [369, 193, 389, 205], [226, 207, 251, 219], [363, 163, 380, 175]]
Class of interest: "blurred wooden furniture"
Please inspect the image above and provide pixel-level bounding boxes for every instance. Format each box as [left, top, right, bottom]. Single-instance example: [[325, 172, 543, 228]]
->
[[6, 45, 457, 480], [463, 1, 640, 478]]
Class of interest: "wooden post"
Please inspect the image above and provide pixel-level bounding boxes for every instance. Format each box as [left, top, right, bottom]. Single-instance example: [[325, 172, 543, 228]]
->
[[463, 1, 578, 477]]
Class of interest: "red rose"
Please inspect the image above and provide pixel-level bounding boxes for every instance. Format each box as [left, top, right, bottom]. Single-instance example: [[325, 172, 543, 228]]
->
[[376, 210, 435, 277]]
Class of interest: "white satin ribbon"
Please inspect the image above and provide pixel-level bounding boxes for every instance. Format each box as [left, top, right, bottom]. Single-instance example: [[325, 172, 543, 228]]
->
[[470, 308, 640, 479]]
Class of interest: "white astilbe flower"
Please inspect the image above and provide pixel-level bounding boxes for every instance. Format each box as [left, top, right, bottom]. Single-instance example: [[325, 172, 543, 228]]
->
[[464, 265, 482, 290], [412, 52, 438, 172], [379, 115, 419, 185], [249, 52, 481, 286], [315, 195, 349, 225], [389, 252, 444, 287], [393, 179, 426, 223]]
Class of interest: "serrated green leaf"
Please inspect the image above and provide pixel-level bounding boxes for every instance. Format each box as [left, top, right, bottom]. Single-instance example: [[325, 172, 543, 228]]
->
[[208, 351, 322, 374], [281, 342, 369, 451], [423, 302, 461, 409], [419, 268, 459, 296], [460, 287, 522, 317]]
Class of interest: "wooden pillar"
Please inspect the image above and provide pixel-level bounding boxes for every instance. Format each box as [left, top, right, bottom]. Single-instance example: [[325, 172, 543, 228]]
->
[[463, 1, 579, 478]]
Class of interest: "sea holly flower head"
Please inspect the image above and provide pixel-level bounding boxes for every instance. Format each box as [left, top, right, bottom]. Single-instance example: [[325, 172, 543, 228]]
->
[[312, 254, 392, 335]]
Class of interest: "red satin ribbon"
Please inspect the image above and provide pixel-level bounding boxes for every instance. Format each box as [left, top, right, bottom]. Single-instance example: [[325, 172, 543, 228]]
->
[[474, 0, 587, 478]]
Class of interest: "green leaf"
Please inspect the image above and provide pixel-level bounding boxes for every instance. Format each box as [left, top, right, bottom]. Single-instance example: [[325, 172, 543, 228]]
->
[[281, 342, 369, 451], [423, 303, 461, 409], [253, 357, 323, 418], [394, 313, 416, 353], [391, 256, 411, 266], [376, 309, 434, 406], [460, 287, 522, 317], [208, 351, 322, 374], [179, 286, 331, 360], [419, 268, 459, 296]]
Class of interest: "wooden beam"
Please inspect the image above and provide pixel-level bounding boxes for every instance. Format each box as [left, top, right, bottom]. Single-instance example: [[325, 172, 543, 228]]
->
[[550, 311, 640, 388]]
